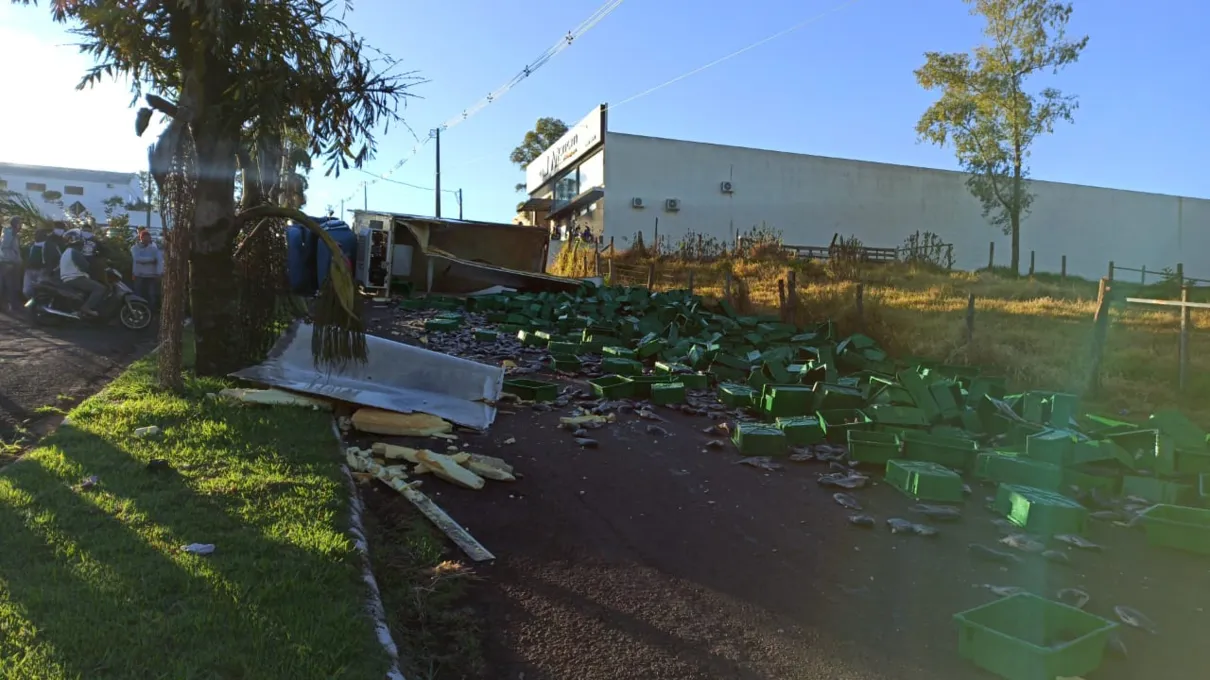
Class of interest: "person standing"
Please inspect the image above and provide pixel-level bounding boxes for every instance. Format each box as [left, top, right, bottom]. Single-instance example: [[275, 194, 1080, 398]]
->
[[0, 216, 23, 314], [22, 228, 57, 298], [130, 228, 162, 310]]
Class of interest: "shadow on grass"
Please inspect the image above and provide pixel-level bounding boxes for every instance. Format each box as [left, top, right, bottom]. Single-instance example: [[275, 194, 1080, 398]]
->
[[0, 356, 388, 679]]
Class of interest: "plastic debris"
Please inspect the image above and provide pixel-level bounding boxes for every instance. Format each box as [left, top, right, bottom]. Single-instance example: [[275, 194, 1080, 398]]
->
[[848, 514, 876, 528], [218, 387, 332, 411], [78, 475, 99, 491], [1040, 549, 1071, 565], [1056, 588, 1090, 610], [1113, 605, 1159, 634], [134, 426, 161, 438], [181, 543, 216, 555], [832, 492, 862, 510], [967, 543, 1022, 565]]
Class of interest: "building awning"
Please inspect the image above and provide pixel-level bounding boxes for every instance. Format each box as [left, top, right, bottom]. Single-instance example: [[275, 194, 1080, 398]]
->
[[518, 197, 553, 212], [547, 187, 604, 221]]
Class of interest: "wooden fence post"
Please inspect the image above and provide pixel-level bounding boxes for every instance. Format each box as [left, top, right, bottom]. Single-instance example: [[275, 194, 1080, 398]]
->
[[1179, 286, 1190, 393], [777, 279, 787, 322], [988, 242, 995, 269], [1029, 251, 1035, 277], [697, 233, 703, 260], [609, 236, 615, 256], [946, 244, 954, 271], [1061, 255, 1067, 282], [687, 270, 695, 295], [1107, 261, 1114, 281], [724, 271, 733, 304], [653, 218, 659, 257], [594, 245, 601, 277], [966, 293, 976, 344], [1087, 277, 1112, 394], [646, 262, 655, 290], [787, 270, 798, 322], [1141, 265, 1147, 285], [1177, 263, 1185, 290], [607, 252, 614, 284], [855, 283, 865, 331]]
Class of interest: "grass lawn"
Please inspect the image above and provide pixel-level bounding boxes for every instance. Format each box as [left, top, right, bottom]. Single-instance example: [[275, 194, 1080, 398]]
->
[[555, 243, 1210, 424], [0, 347, 390, 679]]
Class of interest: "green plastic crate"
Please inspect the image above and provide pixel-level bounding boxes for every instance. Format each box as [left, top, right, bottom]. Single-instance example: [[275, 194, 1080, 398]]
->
[[548, 341, 579, 355], [993, 484, 1089, 536], [774, 416, 825, 446], [885, 459, 964, 502], [1149, 410, 1208, 452], [517, 330, 546, 347], [818, 409, 873, 444], [601, 357, 643, 376], [975, 453, 1064, 491], [732, 423, 787, 457], [550, 354, 581, 373], [903, 430, 978, 471], [589, 374, 634, 399], [847, 430, 901, 466], [761, 384, 815, 419], [1025, 429, 1075, 465], [651, 382, 686, 405], [630, 374, 673, 398], [719, 383, 758, 408], [954, 593, 1118, 680], [472, 328, 498, 342], [866, 403, 929, 428], [501, 379, 558, 402], [812, 383, 865, 411], [1139, 504, 1210, 555], [602, 346, 637, 360], [1122, 475, 1193, 505]]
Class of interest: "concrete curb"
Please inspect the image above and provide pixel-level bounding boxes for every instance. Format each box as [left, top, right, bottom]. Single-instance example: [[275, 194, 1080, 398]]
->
[[332, 421, 407, 680]]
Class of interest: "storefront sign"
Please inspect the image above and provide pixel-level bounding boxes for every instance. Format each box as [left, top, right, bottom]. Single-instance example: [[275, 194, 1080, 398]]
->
[[525, 104, 606, 194]]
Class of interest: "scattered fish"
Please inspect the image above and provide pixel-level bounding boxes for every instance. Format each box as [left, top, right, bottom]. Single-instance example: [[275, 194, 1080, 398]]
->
[[704, 440, 725, 449], [1124, 495, 1151, 506], [737, 456, 783, 472], [1054, 534, 1103, 551], [1056, 588, 1090, 610], [979, 584, 1025, 598], [1089, 510, 1123, 522], [789, 446, 814, 462], [887, 518, 917, 534], [1106, 632, 1128, 658], [573, 437, 599, 448], [847, 514, 876, 528], [1114, 605, 1159, 635], [909, 504, 963, 521], [818, 472, 870, 490], [968, 543, 1022, 565], [911, 523, 939, 537], [1040, 549, 1071, 565], [1000, 534, 1047, 553], [645, 425, 670, 436], [833, 492, 863, 510], [962, 483, 973, 496], [990, 518, 1019, 534]]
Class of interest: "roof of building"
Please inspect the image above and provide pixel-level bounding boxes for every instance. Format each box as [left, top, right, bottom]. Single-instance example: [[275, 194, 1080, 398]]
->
[[0, 162, 137, 186]]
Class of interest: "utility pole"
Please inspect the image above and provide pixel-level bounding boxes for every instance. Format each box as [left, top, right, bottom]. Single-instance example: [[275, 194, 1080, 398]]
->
[[145, 144, 153, 233], [363, 183, 367, 211], [457, 188, 463, 220], [341, 199, 345, 219], [434, 127, 442, 218]]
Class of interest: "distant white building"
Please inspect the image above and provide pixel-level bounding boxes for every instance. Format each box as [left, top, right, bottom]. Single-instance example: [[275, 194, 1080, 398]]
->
[[0, 162, 163, 236]]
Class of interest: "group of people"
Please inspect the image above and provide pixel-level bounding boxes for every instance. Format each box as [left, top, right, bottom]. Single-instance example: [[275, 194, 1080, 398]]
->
[[0, 216, 163, 318]]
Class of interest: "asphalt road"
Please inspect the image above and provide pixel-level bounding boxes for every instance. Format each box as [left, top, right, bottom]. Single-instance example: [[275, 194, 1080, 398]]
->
[[0, 312, 151, 447]]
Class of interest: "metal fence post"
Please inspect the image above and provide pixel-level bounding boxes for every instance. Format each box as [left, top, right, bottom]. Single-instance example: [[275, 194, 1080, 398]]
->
[[1179, 286, 1190, 392]]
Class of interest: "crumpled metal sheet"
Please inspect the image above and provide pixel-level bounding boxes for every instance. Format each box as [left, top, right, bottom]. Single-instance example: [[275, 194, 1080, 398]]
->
[[230, 322, 501, 430]]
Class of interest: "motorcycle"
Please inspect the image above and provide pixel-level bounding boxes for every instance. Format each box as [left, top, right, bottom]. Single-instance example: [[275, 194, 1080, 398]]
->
[[25, 267, 153, 331]]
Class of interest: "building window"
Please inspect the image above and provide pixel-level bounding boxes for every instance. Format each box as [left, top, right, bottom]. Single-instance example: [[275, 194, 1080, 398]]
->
[[26, 182, 46, 192], [65, 185, 84, 196]]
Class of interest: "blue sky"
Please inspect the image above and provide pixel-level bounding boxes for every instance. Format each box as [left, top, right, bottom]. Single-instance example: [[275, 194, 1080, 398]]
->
[[2, 0, 1206, 224]]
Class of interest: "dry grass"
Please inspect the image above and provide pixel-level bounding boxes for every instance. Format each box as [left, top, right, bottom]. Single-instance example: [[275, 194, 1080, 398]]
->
[[554, 247, 1210, 426]]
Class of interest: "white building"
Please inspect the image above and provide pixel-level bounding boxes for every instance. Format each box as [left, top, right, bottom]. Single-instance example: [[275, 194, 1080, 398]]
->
[[0, 162, 163, 236], [522, 105, 1210, 280]]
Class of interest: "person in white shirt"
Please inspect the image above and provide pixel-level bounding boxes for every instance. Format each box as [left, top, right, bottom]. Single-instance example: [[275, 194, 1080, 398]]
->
[[59, 231, 104, 317], [130, 229, 163, 310]]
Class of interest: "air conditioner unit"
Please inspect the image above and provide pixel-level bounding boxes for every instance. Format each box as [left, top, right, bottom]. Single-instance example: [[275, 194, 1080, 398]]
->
[[664, 198, 681, 212], [631, 197, 645, 209], [720, 181, 734, 194]]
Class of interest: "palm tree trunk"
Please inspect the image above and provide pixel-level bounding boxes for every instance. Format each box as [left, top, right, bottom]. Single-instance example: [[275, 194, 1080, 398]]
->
[[189, 136, 241, 377]]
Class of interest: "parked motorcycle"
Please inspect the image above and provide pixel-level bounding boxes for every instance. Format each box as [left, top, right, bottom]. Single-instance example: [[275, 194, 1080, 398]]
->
[[25, 267, 153, 331]]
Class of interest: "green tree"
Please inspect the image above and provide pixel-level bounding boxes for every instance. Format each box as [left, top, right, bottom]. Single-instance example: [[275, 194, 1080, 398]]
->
[[15, 0, 419, 376], [509, 117, 568, 192], [915, 0, 1087, 273]]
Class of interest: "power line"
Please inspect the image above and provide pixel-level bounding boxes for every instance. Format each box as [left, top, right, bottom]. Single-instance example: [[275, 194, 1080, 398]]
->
[[356, 167, 457, 194], [336, 0, 626, 206], [609, 0, 862, 111]]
